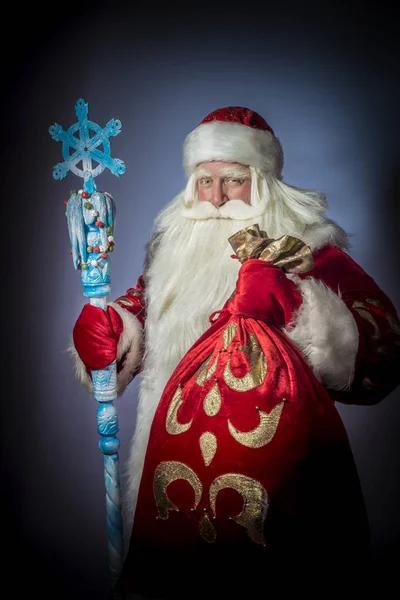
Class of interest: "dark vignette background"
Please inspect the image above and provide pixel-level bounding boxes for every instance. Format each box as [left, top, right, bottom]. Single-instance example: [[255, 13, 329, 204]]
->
[[3, 1, 399, 598]]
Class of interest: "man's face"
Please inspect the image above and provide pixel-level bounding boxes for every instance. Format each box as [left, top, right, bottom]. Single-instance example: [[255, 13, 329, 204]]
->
[[196, 161, 251, 207]]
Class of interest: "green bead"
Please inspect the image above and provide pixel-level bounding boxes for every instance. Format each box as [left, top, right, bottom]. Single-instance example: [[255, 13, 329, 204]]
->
[[109, 245, 114, 252], [87, 246, 93, 253], [70, 189, 77, 196], [84, 202, 93, 209], [106, 227, 113, 234], [81, 263, 88, 270]]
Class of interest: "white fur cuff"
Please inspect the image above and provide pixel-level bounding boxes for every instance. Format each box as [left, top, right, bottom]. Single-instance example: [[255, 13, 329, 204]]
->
[[284, 277, 359, 390], [110, 301, 144, 395], [68, 303, 143, 397]]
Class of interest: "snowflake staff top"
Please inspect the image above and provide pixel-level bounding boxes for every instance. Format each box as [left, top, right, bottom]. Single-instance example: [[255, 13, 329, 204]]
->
[[49, 98, 125, 299], [49, 97, 125, 189]]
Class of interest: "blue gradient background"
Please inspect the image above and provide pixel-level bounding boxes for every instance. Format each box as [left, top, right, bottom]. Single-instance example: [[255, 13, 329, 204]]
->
[[3, 1, 399, 597]]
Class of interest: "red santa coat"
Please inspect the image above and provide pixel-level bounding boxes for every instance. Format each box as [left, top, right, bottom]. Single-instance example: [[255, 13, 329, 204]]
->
[[114, 239, 400, 598]]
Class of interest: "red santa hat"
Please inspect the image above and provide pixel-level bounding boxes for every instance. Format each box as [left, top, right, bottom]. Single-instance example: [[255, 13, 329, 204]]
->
[[183, 106, 284, 178]]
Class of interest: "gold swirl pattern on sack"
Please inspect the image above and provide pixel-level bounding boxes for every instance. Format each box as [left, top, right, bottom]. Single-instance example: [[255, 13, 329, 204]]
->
[[164, 323, 276, 465], [195, 353, 218, 385], [203, 383, 222, 416], [154, 461, 202, 519], [222, 322, 238, 348], [195, 323, 267, 395], [228, 401, 285, 448], [199, 432, 217, 466], [199, 513, 217, 543], [223, 332, 267, 392], [209, 473, 269, 546], [165, 385, 193, 435], [153, 461, 269, 546]]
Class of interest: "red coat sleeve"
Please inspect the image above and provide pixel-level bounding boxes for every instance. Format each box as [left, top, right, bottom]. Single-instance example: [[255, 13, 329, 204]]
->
[[300, 246, 400, 405]]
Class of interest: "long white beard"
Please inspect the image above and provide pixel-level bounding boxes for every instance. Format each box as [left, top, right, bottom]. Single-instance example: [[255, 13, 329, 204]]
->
[[144, 196, 271, 370]]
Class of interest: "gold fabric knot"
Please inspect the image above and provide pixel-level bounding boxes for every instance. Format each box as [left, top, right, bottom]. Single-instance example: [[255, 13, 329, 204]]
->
[[228, 224, 314, 274]]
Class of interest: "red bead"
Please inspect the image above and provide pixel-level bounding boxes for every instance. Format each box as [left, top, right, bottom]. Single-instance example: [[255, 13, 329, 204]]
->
[[69, 248, 72, 254], [64, 199, 68, 206], [93, 245, 100, 253], [109, 241, 115, 246], [95, 220, 104, 228], [101, 252, 108, 259], [81, 191, 89, 198]]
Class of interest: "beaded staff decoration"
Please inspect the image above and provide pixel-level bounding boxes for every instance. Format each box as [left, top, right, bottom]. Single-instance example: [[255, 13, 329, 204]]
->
[[49, 98, 125, 585]]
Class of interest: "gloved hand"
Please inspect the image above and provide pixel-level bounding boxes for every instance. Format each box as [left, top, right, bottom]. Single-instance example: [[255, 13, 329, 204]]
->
[[226, 259, 303, 328], [72, 303, 124, 370]]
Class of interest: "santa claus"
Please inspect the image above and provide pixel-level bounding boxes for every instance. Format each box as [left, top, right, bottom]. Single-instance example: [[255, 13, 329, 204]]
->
[[71, 107, 400, 598]]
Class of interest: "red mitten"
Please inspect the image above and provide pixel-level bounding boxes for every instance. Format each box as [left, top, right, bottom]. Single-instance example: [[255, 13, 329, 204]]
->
[[73, 304, 124, 370], [226, 259, 303, 327]]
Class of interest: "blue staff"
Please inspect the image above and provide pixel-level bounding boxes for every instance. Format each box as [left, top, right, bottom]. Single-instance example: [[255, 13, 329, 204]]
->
[[49, 98, 125, 585]]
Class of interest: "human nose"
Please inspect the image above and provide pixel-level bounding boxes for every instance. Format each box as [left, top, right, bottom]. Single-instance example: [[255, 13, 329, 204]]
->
[[211, 179, 228, 207]]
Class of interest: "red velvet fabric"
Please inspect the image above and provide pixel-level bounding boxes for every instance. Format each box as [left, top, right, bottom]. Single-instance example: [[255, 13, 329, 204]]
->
[[72, 303, 123, 370], [200, 106, 275, 134], [226, 258, 303, 326], [116, 257, 370, 597]]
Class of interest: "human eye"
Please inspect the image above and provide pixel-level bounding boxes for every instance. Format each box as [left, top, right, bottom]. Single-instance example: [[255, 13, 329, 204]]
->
[[226, 177, 246, 186], [198, 177, 212, 186]]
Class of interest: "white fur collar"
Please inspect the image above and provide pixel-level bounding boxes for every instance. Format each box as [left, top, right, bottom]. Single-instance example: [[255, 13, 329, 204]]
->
[[300, 219, 349, 252]]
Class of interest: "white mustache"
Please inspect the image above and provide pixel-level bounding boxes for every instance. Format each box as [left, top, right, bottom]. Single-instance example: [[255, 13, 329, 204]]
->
[[181, 199, 267, 220]]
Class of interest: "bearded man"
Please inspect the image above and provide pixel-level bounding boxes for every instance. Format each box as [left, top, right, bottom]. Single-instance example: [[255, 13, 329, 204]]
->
[[70, 107, 400, 598]]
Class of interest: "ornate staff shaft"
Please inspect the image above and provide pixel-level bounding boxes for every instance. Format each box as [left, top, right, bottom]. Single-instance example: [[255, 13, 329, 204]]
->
[[49, 99, 126, 585]]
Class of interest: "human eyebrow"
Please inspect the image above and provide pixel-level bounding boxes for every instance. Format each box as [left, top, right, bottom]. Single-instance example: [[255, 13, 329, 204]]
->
[[220, 167, 250, 179], [194, 168, 212, 179]]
